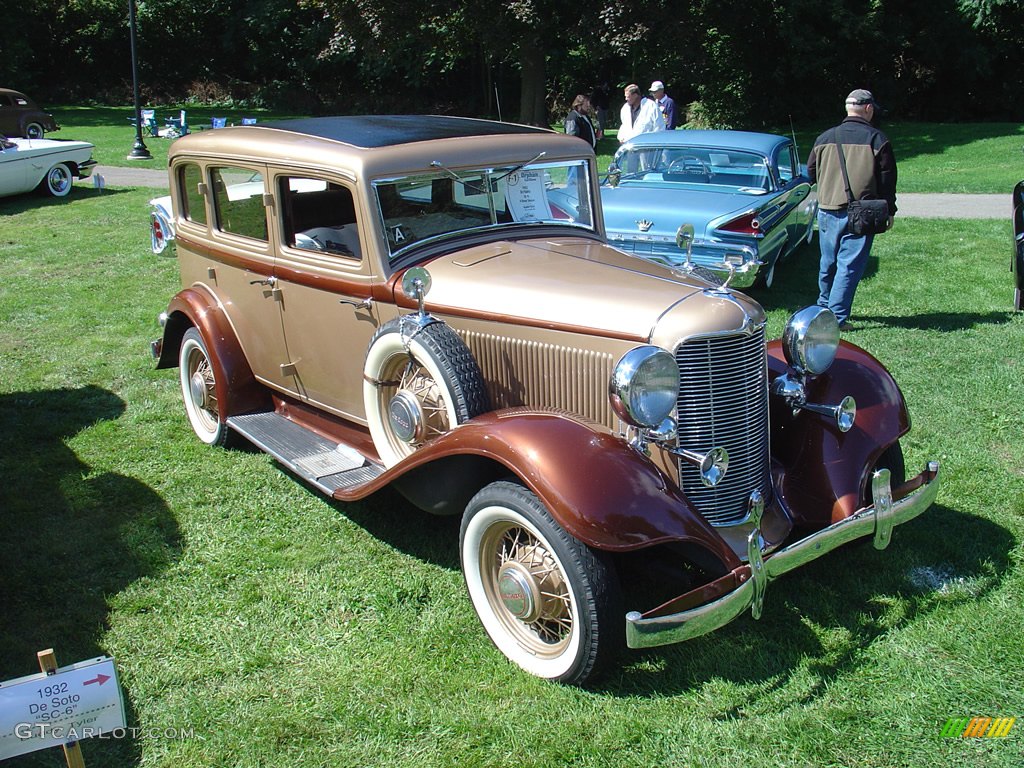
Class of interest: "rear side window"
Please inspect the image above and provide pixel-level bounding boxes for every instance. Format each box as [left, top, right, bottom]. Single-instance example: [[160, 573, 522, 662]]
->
[[777, 145, 796, 183], [211, 166, 268, 242], [279, 176, 362, 259], [178, 163, 207, 225]]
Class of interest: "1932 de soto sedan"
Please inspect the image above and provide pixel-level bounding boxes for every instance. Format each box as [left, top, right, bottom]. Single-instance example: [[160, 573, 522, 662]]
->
[[150, 116, 939, 684]]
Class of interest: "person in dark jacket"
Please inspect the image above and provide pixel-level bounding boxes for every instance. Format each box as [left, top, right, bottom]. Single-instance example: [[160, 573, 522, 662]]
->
[[807, 89, 897, 330], [564, 95, 600, 148]]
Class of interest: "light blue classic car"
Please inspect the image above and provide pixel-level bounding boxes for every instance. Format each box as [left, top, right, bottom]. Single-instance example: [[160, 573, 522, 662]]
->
[[600, 130, 818, 289]]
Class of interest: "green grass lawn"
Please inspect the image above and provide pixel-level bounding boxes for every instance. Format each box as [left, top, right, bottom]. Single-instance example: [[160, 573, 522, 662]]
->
[[2, 148, 1023, 766]]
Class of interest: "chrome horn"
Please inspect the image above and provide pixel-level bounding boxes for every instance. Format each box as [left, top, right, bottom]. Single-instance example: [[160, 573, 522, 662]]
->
[[669, 445, 730, 487], [798, 395, 857, 433]]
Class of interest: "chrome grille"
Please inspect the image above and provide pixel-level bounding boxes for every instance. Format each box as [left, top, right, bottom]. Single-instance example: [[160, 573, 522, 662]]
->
[[675, 327, 769, 526]]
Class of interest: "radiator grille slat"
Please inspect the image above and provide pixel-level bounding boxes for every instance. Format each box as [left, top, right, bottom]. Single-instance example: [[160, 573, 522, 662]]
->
[[459, 331, 616, 428], [675, 327, 769, 525]]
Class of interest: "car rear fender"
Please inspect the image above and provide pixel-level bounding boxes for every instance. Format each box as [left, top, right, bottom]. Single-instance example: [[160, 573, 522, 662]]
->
[[155, 286, 270, 417], [385, 409, 740, 567], [768, 339, 910, 529]]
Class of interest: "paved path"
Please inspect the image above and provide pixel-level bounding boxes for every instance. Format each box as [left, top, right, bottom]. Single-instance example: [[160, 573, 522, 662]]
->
[[92, 165, 1010, 219], [896, 193, 1007, 219]]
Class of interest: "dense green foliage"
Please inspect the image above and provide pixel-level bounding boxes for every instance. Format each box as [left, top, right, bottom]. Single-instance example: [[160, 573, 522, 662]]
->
[[4, 1, 1023, 125]]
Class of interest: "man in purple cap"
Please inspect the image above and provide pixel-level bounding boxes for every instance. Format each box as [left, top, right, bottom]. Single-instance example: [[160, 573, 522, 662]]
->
[[806, 89, 898, 330]]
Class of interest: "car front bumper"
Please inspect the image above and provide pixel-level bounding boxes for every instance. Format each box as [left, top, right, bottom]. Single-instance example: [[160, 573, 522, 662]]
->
[[625, 460, 940, 649]]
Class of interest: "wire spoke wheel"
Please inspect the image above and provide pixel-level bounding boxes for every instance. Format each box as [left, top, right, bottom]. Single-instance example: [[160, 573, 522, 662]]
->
[[363, 319, 488, 467], [460, 481, 622, 684], [482, 520, 574, 656], [179, 327, 231, 446]]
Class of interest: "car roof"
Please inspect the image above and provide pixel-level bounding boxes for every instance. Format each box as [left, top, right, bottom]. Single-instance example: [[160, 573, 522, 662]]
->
[[252, 115, 552, 149], [0, 88, 30, 99], [622, 129, 791, 156]]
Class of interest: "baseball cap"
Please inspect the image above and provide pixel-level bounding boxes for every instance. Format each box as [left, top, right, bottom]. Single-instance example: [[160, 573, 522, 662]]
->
[[649, 81, 665, 92], [845, 89, 878, 106]]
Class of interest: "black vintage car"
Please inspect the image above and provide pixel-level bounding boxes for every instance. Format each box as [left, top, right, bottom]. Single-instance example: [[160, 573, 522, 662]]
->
[[1013, 179, 1023, 311], [0, 88, 59, 139]]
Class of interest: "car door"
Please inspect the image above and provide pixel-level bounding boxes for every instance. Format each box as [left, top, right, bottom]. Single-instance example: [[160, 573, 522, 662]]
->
[[179, 161, 294, 392], [269, 170, 392, 421], [773, 142, 814, 248], [0, 143, 28, 195]]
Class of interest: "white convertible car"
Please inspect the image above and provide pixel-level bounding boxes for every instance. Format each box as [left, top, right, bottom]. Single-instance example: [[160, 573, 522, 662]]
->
[[0, 136, 97, 198]]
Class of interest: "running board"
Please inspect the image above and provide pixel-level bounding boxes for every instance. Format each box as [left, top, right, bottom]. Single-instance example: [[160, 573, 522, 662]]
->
[[227, 412, 384, 495]]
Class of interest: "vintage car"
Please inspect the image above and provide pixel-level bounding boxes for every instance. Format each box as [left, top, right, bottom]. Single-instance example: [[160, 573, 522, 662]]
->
[[0, 88, 59, 139], [0, 135, 96, 198], [150, 116, 938, 684], [596, 130, 818, 289], [1013, 180, 1023, 311]]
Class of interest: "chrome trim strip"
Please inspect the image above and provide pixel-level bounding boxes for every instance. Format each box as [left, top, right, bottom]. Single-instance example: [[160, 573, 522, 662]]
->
[[625, 461, 940, 649]]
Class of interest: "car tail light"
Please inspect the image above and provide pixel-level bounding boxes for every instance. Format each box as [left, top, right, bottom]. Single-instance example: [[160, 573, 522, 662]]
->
[[548, 201, 571, 220], [717, 212, 760, 235]]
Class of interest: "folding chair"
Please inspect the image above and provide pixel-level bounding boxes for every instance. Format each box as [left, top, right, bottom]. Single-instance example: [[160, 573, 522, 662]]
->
[[241, 117, 257, 125], [128, 109, 159, 137], [164, 109, 189, 137], [211, 116, 227, 129]]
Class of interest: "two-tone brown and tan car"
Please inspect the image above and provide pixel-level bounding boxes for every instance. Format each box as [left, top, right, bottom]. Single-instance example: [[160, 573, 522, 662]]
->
[[150, 116, 939, 684]]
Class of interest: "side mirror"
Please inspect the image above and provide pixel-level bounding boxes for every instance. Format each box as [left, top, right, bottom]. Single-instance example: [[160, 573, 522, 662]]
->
[[607, 164, 621, 187], [402, 266, 432, 319]]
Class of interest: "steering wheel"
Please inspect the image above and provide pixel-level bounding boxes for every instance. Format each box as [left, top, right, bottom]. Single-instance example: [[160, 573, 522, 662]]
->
[[667, 155, 711, 178]]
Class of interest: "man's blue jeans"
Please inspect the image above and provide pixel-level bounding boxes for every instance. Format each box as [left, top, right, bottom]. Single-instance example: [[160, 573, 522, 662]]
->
[[816, 208, 874, 325]]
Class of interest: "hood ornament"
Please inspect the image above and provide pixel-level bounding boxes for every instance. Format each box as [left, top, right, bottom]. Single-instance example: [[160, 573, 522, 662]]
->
[[636, 219, 654, 232]]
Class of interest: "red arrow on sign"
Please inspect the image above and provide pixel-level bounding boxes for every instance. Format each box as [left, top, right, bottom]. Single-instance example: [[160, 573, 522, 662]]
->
[[83, 673, 111, 686]]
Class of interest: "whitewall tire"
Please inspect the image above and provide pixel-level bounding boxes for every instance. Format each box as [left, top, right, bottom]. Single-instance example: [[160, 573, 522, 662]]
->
[[363, 319, 487, 467], [460, 481, 622, 685]]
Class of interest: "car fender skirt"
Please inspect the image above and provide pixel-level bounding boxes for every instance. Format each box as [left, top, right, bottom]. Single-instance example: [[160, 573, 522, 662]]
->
[[768, 339, 911, 528], [157, 287, 269, 418], [386, 409, 739, 566]]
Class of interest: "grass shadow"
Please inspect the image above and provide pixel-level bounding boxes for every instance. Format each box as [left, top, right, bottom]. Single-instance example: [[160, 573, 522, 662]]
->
[[0, 185, 132, 216], [0, 386, 182, 767]]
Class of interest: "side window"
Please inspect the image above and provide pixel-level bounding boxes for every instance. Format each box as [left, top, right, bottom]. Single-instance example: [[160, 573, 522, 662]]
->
[[211, 166, 268, 242], [777, 145, 796, 183], [279, 177, 361, 259], [178, 163, 207, 225]]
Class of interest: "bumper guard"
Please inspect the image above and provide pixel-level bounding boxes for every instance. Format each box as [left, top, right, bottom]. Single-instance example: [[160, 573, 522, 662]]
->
[[626, 461, 940, 649]]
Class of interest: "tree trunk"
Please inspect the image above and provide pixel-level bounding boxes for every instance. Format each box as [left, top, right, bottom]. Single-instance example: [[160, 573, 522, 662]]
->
[[517, 36, 546, 126]]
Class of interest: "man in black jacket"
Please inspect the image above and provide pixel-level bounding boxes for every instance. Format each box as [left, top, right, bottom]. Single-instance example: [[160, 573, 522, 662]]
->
[[807, 89, 897, 330]]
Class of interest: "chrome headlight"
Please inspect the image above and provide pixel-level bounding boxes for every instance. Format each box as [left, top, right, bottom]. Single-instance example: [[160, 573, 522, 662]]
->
[[782, 306, 840, 375], [609, 346, 679, 428]]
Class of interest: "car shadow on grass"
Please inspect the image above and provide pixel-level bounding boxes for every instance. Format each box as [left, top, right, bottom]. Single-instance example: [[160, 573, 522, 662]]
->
[[0, 185, 133, 215], [596, 501, 1013, 698], [0, 386, 182, 767]]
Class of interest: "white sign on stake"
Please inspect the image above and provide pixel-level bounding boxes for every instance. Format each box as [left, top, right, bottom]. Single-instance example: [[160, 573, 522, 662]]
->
[[0, 656, 126, 761]]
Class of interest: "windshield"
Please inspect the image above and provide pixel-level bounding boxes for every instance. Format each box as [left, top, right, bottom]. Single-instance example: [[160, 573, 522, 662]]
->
[[373, 158, 595, 259], [611, 146, 772, 194]]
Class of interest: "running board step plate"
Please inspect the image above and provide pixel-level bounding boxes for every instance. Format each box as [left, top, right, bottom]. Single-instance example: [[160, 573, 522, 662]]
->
[[227, 412, 383, 494]]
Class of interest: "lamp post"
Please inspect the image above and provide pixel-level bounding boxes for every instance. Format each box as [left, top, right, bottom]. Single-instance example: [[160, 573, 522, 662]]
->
[[127, 0, 152, 160]]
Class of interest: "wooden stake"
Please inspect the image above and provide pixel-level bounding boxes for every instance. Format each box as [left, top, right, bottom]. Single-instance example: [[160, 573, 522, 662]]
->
[[36, 649, 87, 768]]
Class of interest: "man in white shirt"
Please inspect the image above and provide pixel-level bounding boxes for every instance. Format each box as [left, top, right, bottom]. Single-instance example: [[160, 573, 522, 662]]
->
[[617, 84, 664, 143]]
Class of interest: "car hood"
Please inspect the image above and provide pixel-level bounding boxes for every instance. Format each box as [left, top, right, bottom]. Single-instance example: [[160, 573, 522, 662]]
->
[[600, 184, 763, 239], [420, 236, 764, 341]]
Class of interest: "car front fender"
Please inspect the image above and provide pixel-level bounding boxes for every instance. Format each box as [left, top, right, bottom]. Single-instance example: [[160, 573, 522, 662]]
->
[[768, 339, 911, 529], [375, 409, 741, 567]]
